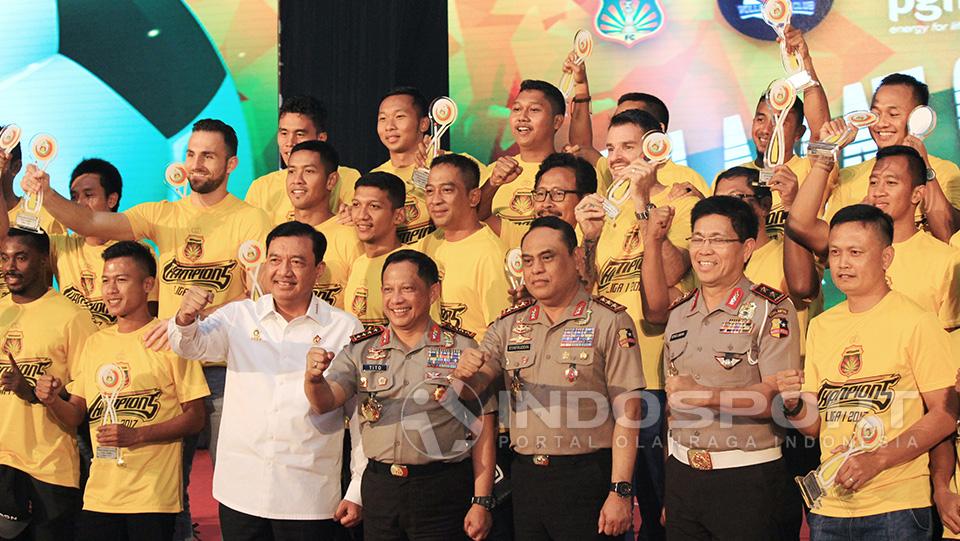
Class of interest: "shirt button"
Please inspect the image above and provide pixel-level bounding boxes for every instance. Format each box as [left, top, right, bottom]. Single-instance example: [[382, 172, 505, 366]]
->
[[697, 347, 702, 352], [694, 375, 700, 381], [545, 354, 551, 360], [694, 431, 700, 436]]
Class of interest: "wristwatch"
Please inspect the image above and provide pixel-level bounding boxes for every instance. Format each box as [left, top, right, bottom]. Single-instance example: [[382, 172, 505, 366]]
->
[[610, 481, 633, 498], [926, 168, 937, 183], [783, 398, 804, 418], [471, 495, 496, 511], [635, 203, 656, 221]]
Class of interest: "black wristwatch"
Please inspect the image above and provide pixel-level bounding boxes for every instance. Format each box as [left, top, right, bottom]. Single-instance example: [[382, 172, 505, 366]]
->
[[610, 481, 633, 498], [471, 495, 496, 511], [783, 398, 804, 418]]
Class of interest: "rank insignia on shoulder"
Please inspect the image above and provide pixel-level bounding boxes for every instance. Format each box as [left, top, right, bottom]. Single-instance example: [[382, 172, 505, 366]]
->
[[441, 322, 476, 339], [499, 298, 536, 320], [592, 295, 627, 313], [751, 283, 788, 305], [669, 289, 698, 310], [350, 326, 385, 344]]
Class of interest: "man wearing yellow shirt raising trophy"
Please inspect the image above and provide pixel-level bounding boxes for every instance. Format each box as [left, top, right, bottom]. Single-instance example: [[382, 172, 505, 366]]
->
[[416, 154, 511, 341], [0, 229, 97, 540], [34, 241, 208, 541], [777, 205, 958, 539], [245, 95, 361, 220], [283, 140, 362, 309], [789, 120, 960, 332], [480, 80, 565, 227], [344, 172, 406, 329]]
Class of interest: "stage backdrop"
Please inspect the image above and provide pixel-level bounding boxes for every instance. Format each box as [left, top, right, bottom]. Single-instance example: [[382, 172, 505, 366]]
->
[[448, 0, 960, 178], [0, 0, 278, 209]]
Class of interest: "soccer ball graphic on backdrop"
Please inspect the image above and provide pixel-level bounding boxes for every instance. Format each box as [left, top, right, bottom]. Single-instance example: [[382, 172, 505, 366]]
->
[[0, 0, 253, 209]]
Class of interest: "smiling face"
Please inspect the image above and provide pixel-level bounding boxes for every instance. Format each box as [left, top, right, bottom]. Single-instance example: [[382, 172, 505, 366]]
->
[[520, 227, 581, 305], [751, 100, 803, 156], [101, 256, 153, 318], [184, 130, 236, 194], [351, 186, 404, 244], [869, 84, 919, 148], [286, 149, 335, 211], [381, 260, 439, 333], [377, 94, 428, 154], [865, 155, 922, 222], [534, 166, 582, 225], [264, 235, 322, 306], [510, 89, 561, 150], [828, 221, 893, 298], [605, 123, 647, 174], [0, 236, 47, 297], [688, 214, 754, 288]]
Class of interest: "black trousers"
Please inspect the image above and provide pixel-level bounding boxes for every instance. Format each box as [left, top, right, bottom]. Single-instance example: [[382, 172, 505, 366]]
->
[[10, 472, 80, 541], [219, 504, 336, 541], [664, 456, 799, 541], [360, 460, 471, 541], [76, 510, 175, 541], [511, 450, 619, 541]]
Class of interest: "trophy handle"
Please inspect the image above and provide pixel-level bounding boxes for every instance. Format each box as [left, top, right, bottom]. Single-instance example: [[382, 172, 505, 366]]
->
[[21, 190, 43, 213]]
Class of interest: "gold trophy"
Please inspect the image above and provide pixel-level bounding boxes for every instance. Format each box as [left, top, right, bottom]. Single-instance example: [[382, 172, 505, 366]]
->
[[907, 105, 936, 140], [15, 134, 58, 233], [238, 240, 266, 300], [761, 0, 817, 91], [601, 132, 672, 220], [95, 363, 128, 466], [411, 97, 458, 191], [796, 414, 885, 509], [807, 111, 879, 160], [760, 79, 797, 185], [558, 29, 594, 101], [165, 162, 190, 199]]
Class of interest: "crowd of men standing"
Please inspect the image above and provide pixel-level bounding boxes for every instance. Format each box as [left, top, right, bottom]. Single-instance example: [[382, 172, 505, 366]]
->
[[0, 22, 959, 541]]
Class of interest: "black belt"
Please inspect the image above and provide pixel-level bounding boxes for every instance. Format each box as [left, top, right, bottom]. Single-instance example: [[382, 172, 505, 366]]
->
[[366, 459, 467, 478], [514, 448, 611, 467]]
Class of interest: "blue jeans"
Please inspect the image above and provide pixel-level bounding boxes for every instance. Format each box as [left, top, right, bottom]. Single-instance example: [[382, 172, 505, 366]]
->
[[628, 390, 666, 541], [807, 507, 932, 541]]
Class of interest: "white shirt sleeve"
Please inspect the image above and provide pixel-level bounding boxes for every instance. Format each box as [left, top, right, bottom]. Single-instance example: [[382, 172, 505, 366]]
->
[[343, 396, 367, 506], [167, 309, 231, 362]]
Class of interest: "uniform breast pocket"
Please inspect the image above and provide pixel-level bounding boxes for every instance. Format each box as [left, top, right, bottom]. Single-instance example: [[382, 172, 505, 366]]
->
[[711, 335, 757, 386], [554, 349, 595, 385], [361, 372, 397, 397], [503, 349, 536, 372], [665, 335, 687, 375]]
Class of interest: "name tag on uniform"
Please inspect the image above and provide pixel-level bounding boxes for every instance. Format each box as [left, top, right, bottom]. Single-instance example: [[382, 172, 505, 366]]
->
[[507, 344, 531, 352], [362, 364, 388, 372], [560, 327, 595, 348], [427, 348, 461, 369], [719, 318, 753, 334], [669, 330, 687, 341]]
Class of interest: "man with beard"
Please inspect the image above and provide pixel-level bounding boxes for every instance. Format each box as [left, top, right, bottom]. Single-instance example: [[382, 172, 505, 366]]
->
[[484, 152, 596, 250], [0, 229, 97, 540]]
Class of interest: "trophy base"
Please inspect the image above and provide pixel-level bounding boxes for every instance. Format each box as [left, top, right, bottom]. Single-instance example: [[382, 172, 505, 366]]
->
[[601, 199, 621, 220], [96, 446, 119, 460], [758, 169, 775, 186], [786, 71, 818, 92], [795, 472, 824, 509], [807, 142, 839, 160], [13, 213, 41, 233], [411, 168, 429, 191]]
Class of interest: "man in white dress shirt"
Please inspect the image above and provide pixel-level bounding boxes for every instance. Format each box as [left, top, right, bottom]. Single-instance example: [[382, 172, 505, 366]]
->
[[168, 221, 365, 540]]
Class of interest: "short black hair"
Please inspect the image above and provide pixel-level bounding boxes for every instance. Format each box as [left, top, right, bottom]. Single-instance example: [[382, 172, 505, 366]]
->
[[519, 79, 566, 118], [877, 73, 929, 106], [0, 125, 21, 163], [382, 249, 440, 286], [102, 241, 156, 278], [617, 92, 670, 129], [70, 158, 123, 212], [757, 93, 805, 128], [609, 109, 661, 135], [193, 118, 239, 157], [355, 171, 406, 210], [535, 152, 597, 195], [266, 221, 327, 265], [6, 228, 50, 254], [691, 196, 759, 242], [874, 145, 926, 188], [289, 140, 340, 177], [430, 153, 480, 191], [279, 95, 328, 133], [829, 203, 894, 246], [381, 86, 429, 120], [522, 215, 578, 254], [715, 166, 772, 203]]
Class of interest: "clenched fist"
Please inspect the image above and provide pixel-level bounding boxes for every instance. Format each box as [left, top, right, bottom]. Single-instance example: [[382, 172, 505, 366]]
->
[[306, 347, 335, 383], [452, 348, 487, 381], [487, 156, 523, 188], [775, 369, 805, 410], [35, 374, 63, 405], [175, 286, 215, 326]]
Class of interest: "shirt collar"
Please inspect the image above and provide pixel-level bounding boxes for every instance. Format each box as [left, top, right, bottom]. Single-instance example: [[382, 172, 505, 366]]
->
[[686, 277, 753, 318], [527, 289, 592, 327], [378, 319, 445, 352], [254, 294, 329, 325]]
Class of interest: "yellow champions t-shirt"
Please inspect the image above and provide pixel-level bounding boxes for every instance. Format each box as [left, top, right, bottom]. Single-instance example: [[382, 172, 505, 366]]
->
[[0, 289, 96, 487], [802, 291, 957, 518], [489, 156, 542, 226], [594, 189, 698, 390], [123, 194, 272, 320], [826, 154, 960, 223], [67, 322, 210, 513], [344, 247, 401, 329], [597, 157, 710, 200], [312, 216, 362, 309], [887, 231, 960, 329], [244, 166, 362, 222], [50, 236, 159, 328], [415, 225, 511, 341]]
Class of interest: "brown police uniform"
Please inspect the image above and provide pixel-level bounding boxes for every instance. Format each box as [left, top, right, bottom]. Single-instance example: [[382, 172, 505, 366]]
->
[[481, 289, 645, 541], [325, 320, 491, 541], [662, 278, 802, 541]]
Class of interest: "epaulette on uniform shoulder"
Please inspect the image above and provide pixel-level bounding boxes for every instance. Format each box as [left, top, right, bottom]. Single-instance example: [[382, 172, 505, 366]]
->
[[350, 326, 385, 343], [499, 298, 536, 320], [668, 289, 697, 310], [751, 283, 788, 305], [593, 295, 627, 313], [441, 322, 476, 339]]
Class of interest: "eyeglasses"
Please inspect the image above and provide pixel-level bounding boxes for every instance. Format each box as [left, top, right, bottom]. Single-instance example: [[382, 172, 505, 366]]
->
[[687, 236, 742, 247], [532, 188, 583, 202], [727, 193, 756, 201]]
